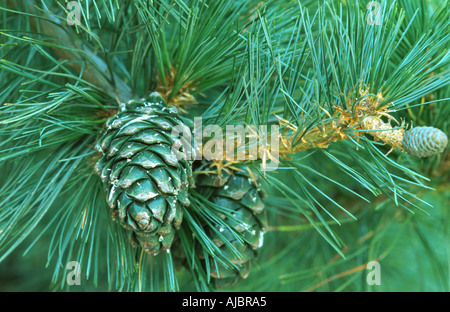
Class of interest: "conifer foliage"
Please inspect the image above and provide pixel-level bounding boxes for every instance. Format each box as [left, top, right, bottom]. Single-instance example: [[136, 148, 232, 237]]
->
[[0, 0, 448, 291]]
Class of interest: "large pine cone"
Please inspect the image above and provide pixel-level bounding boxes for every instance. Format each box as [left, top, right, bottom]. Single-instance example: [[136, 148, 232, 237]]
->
[[95, 92, 194, 255], [196, 165, 267, 288]]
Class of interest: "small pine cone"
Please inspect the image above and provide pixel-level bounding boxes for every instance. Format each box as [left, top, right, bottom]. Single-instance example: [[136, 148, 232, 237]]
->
[[196, 165, 267, 288], [95, 92, 194, 255], [402, 126, 448, 158]]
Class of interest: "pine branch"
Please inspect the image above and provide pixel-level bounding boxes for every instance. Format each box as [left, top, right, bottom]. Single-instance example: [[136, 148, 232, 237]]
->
[[0, 0, 448, 292], [7, 0, 131, 103]]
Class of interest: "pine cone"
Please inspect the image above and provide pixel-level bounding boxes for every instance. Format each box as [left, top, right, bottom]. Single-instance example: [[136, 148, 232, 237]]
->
[[402, 126, 448, 158], [95, 92, 194, 255], [196, 165, 267, 288]]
